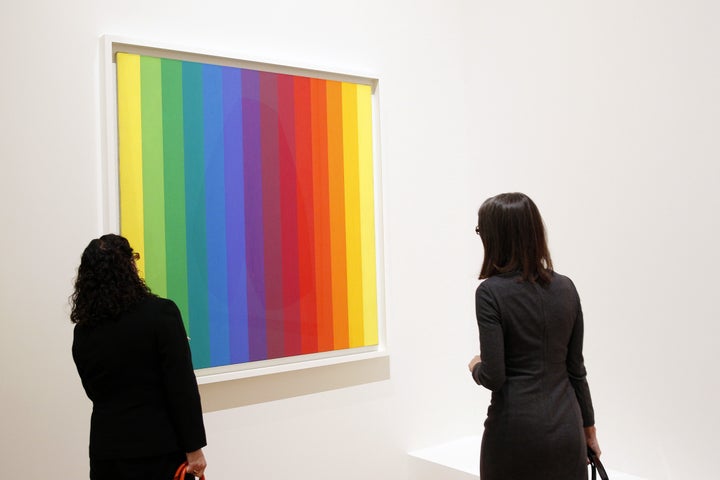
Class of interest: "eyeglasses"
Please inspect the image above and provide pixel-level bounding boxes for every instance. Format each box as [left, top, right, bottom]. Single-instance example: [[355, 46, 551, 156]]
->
[[475, 226, 480, 236]]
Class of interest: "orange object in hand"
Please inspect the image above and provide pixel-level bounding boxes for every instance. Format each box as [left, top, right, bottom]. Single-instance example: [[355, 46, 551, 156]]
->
[[174, 461, 206, 480]]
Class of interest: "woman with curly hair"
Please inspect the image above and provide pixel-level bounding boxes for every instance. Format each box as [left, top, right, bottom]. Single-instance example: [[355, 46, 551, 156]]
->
[[468, 193, 601, 479], [71, 234, 207, 480]]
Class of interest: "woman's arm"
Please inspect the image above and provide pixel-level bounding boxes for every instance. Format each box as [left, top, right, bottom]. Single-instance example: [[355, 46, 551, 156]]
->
[[157, 300, 207, 454], [566, 291, 601, 456], [470, 284, 506, 391], [566, 305, 595, 427]]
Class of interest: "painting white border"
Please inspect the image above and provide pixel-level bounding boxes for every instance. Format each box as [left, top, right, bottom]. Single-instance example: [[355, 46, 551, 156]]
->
[[100, 35, 388, 383]]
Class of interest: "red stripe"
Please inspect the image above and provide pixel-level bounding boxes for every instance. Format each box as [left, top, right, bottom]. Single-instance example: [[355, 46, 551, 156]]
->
[[278, 73, 301, 357], [294, 76, 318, 354]]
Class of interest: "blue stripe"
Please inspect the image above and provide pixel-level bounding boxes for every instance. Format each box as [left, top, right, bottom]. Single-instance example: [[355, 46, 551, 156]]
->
[[202, 64, 230, 367]]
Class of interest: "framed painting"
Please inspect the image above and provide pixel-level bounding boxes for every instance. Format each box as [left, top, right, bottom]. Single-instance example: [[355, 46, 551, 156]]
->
[[101, 37, 386, 382]]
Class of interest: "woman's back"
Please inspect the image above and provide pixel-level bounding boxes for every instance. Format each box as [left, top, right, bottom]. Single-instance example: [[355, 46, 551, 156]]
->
[[474, 271, 594, 480], [72, 296, 206, 460]]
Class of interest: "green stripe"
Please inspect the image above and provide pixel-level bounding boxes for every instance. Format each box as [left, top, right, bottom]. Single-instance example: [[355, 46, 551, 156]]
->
[[161, 58, 190, 331], [140, 56, 167, 296]]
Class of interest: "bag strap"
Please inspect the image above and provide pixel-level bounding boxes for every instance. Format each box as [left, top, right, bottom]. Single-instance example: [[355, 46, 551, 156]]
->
[[587, 448, 609, 480]]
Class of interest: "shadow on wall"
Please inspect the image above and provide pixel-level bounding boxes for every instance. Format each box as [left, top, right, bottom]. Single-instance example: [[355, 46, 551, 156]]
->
[[198, 355, 391, 412]]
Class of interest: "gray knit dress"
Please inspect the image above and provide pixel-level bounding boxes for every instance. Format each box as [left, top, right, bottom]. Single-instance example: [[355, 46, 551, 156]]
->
[[472, 271, 595, 480]]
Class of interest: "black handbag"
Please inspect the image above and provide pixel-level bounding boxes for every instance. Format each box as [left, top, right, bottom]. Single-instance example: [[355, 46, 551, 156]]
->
[[588, 447, 609, 480]]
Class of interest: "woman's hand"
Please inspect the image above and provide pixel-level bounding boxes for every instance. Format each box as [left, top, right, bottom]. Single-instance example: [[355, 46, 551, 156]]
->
[[186, 448, 207, 478], [585, 425, 601, 458], [468, 355, 482, 372]]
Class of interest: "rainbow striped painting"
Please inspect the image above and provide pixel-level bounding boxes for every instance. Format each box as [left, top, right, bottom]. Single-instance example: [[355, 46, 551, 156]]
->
[[115, 52, 379, 370]]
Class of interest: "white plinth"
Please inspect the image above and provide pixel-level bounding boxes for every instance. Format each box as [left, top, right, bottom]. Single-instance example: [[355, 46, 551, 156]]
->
[[408, 435, 646, 480]]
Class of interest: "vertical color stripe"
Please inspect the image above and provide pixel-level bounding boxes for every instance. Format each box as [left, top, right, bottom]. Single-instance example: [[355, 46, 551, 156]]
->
[[117, 53, 145, 277], [223, 67, 250, 364], [310, 78, 334, 352], [294, 76, 318, 354], [278, 74, 301, 357], [326, 80, 349, 350], [242, 69, 267, 361], [182, 61, 211, 368], [203, 64, 230, 366], [357, 84, 379, 345], [259, 72, 284, 359], [140, 57, 167, 298], [161, 58, 190, 331], [341, 82, 364, 348]]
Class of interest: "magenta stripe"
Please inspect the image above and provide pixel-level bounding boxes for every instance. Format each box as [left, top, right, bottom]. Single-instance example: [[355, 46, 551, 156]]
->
[[259, 71, 284, 359], [278, 74, 301, 356]]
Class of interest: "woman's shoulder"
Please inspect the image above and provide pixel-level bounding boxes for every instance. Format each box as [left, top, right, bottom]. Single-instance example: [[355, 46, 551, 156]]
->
[[126, 296, 184, 335], [477, 270, 577, 292], [126, 295, 181, 320], [135, 295, 176, 309], [476, 271, 521, 290], [475, 273, 520, 303], [549, 271, 578, 290]]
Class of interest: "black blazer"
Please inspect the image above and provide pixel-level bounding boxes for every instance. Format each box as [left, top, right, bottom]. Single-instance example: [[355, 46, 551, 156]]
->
[[73, 296, 207, 460]]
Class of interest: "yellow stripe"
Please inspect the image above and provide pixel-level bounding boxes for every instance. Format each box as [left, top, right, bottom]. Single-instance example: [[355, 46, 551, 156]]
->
[[116, 53, 145, 277], [357, 85, 378, 346], [342, 83, 364, 348]]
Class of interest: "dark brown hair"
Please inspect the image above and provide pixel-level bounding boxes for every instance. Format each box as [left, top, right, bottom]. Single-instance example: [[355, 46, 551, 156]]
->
[[477, 192, 553, 285], [70, 234, 153, 326]]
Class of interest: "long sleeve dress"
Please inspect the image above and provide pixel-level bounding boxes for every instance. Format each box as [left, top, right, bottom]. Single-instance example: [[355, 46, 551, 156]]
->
[[472, 271, 595, 480]]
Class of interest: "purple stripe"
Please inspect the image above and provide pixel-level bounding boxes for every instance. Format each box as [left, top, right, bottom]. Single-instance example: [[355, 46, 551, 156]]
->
[[241, 69, 267, 361]]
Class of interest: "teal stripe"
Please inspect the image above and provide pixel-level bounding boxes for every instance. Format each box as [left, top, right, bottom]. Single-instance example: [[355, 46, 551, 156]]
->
[[161, 58, 190, 332], [182, 61, 211, 368], [140, 56, 167, 296]]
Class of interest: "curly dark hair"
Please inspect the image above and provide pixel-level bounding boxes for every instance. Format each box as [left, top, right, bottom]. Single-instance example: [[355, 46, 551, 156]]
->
[[70, 234, 153, 326]]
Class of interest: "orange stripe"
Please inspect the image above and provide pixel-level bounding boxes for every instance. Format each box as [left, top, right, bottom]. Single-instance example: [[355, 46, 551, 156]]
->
[[310, 78, 334, 352], [326, 80, 349, 350]]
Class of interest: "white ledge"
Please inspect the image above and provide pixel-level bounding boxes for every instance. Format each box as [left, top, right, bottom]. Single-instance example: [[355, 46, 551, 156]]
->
[[408, 435, 646, 480]]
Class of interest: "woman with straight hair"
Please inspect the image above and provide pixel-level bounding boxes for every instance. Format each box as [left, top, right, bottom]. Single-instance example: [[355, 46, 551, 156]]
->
[[468, 193, 601, 480], [71, 234, 207, 479]]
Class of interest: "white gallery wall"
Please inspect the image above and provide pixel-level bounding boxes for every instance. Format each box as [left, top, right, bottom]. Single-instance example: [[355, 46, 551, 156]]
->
[[1, 1, 718, 479]]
